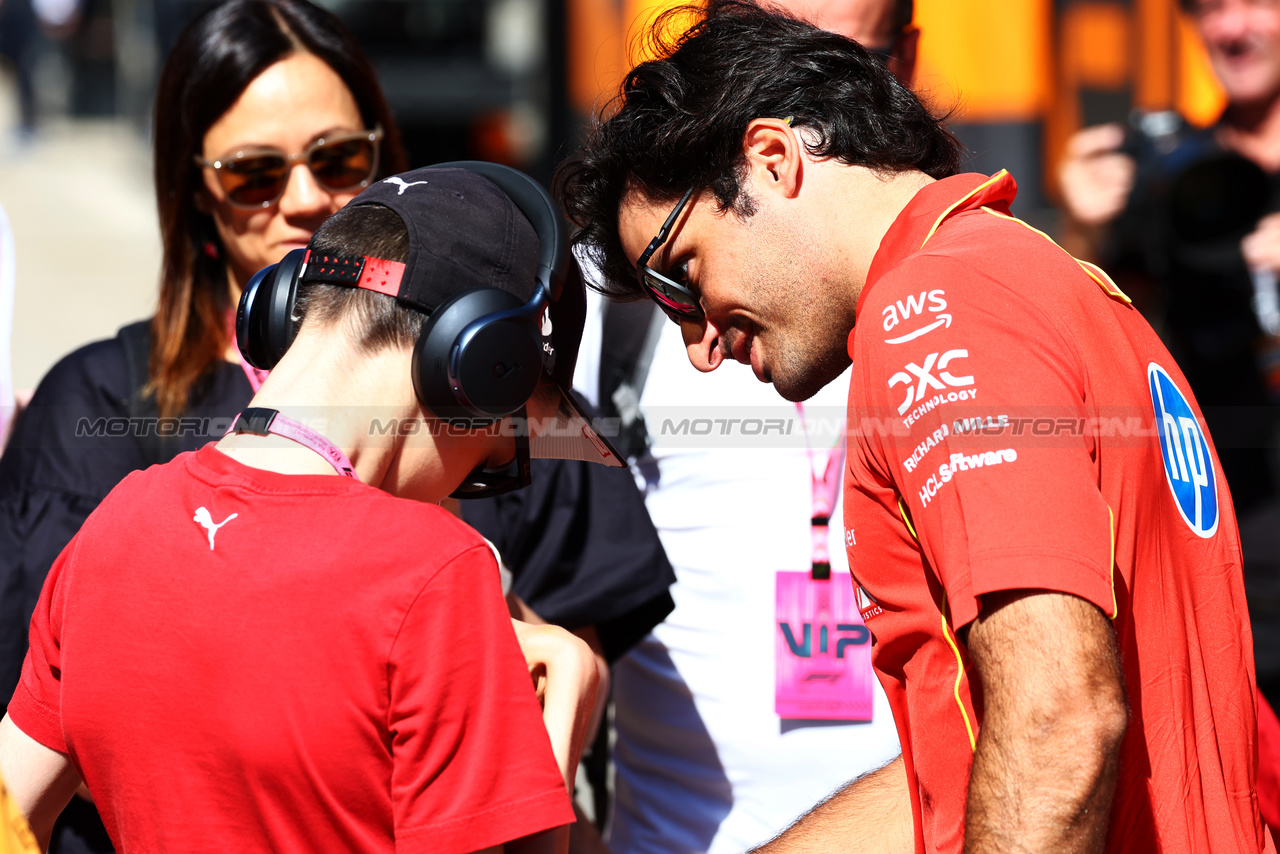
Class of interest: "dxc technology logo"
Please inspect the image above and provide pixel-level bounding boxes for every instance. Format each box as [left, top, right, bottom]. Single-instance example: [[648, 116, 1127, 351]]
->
[[1148, 363, 1218, 538]]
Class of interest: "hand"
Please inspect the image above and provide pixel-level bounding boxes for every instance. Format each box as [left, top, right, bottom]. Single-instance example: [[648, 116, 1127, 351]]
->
[[511, 619, 600, 793], [1242, 213, 1280, 274], [1058, 124, 1135, 227]]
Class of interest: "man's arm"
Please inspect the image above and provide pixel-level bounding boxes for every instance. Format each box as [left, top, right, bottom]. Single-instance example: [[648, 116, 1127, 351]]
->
[[0, 714, 81, 850], [962, 590, 1127, 854], [749, 754, 913, 854]]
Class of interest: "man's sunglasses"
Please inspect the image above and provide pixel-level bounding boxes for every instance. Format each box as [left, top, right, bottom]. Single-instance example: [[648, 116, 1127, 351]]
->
[[636, 187, 701, 323], [195, 126, 383, 210]]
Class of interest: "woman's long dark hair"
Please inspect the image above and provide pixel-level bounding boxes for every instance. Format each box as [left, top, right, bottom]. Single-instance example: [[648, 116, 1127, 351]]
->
[[150, 0, 406, 417]]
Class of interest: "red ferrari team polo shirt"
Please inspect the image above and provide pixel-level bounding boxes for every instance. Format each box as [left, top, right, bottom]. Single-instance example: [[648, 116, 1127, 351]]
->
[[844, 172, 1270, 853]]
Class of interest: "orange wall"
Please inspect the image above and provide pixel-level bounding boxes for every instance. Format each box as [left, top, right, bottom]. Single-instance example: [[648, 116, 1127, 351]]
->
[[913, 0, 1054, 122]]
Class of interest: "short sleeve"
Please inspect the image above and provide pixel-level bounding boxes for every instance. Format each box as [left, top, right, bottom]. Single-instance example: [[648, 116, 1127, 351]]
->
[[860, 254, 1115, 629], [7, 534, 77, 754], [387, 544, 572, 853]]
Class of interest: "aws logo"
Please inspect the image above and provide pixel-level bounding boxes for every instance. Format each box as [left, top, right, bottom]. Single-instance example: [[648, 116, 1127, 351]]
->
[[778, 621, 870, 658], [883, 289, 951, 344], [1149, 363, 1218, 538]]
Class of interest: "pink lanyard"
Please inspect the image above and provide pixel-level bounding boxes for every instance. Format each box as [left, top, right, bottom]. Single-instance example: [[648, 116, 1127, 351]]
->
[[227, 407, 358, 480], [796, 403, 846, 580], [226, 309, 269, 392]]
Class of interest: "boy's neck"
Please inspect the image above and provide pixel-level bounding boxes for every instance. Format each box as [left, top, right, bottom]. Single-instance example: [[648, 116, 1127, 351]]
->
[[215, 326, 420, 488]]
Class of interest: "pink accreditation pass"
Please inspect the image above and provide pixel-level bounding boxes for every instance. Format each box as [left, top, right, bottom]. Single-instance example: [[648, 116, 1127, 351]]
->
[[775, 571, 874, 720]]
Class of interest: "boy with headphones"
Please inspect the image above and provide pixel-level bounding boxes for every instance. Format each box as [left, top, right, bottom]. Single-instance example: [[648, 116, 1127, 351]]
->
[[0, 165, 613, 853]]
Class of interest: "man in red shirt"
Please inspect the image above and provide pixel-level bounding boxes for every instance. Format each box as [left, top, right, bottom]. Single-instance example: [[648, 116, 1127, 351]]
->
[[556, 2, 1274, 851], [0, 166, 608, 853]]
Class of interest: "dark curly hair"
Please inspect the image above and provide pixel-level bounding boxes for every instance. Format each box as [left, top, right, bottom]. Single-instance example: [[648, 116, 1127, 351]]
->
[[555, 0, 961, 301]]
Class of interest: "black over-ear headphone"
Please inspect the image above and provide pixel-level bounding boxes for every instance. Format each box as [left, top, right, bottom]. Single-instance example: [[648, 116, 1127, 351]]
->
[[235, 161, 569, 421]]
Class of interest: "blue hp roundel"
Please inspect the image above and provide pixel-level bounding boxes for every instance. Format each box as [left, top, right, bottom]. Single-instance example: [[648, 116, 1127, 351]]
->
[[1148, 363, 1218, 538]]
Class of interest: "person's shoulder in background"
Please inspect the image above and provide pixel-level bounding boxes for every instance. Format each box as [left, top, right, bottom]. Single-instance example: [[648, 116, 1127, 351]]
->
[[0, 323, 147, 500]]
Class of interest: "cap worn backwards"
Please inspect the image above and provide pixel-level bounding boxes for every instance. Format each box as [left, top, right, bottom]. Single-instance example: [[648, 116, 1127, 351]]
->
[[336, 166, 619, 469]]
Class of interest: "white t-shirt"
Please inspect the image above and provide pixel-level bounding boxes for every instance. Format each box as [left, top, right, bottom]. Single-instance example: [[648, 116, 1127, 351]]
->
[[575, 292, 900, 854]]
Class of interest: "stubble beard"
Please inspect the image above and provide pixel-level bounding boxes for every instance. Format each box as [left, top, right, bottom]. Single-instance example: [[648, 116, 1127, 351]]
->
[[747, 222, 856, 402], [748, 273, 855, 401], [768, 327, 854, 401]]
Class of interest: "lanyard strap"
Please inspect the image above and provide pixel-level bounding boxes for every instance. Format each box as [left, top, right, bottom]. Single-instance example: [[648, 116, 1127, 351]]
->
[[796, 403, 846, 580], [227, 408, 358, 480], [239, 360, 269, 393]]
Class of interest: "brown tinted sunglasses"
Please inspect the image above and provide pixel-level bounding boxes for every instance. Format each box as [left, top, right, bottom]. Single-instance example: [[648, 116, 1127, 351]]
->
[[195, 126, 383, 210]]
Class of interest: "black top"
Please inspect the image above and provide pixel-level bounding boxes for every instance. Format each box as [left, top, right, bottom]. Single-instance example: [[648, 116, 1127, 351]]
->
[[461, 459, 675, 663]]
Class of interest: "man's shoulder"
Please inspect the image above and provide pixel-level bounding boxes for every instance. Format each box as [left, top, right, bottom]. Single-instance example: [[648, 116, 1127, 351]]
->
[[865, 210, 1098, 338]]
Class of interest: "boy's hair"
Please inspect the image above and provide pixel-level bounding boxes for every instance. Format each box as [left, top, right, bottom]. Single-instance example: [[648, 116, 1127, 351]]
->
[[294, 205, 426, 351], [554, 0, 961, 302]]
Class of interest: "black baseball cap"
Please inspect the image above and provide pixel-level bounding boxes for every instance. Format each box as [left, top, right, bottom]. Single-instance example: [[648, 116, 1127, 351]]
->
[[332, 165, 622, 468]]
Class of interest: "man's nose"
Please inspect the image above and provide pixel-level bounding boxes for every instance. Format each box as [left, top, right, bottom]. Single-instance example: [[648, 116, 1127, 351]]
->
[[681, 318, 725, 373]]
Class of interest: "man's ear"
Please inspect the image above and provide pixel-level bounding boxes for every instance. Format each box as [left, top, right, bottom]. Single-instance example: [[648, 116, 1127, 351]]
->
[[891, 24, 920, 85], [742, 117, 804, 199]]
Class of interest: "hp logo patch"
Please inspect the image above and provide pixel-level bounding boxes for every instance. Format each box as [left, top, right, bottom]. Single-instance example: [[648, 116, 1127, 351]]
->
[[1148, 363, 1218, 538]]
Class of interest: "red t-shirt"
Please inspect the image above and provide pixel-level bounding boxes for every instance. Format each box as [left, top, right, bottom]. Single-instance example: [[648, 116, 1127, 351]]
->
[[844, 172, 1269, 853], [8, 444, 572, 853]]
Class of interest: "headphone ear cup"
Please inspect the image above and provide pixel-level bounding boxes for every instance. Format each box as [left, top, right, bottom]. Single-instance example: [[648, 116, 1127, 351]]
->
[[264, 248, 308, 367], [237, 248, 308, 370], [236, 263, 277, 370], [413, 288, 543, 420]]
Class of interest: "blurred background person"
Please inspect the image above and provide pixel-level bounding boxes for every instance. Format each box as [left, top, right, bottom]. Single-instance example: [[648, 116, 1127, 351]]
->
[[563, 5, 912, 853], [1058, 0, 1279, 513], [0, 0, 39, 140], [1056, 0, 1280, 711]]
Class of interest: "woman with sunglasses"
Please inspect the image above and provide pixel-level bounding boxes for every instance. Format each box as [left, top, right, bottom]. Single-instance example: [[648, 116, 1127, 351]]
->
[[0, 1, 406, 849]]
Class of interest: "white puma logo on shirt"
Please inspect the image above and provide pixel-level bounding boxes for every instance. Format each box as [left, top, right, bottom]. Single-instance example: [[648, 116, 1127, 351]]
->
[[383, 177, 429, 195], [193, 507, 238, 551]]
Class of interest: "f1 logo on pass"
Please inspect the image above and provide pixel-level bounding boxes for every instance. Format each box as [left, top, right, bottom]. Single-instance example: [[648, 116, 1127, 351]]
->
[[1148, 363, 1218, 538]]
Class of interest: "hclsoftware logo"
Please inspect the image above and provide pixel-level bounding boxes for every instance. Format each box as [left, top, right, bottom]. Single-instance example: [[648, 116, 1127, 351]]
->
[[1148, 363, 1218, 538]]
